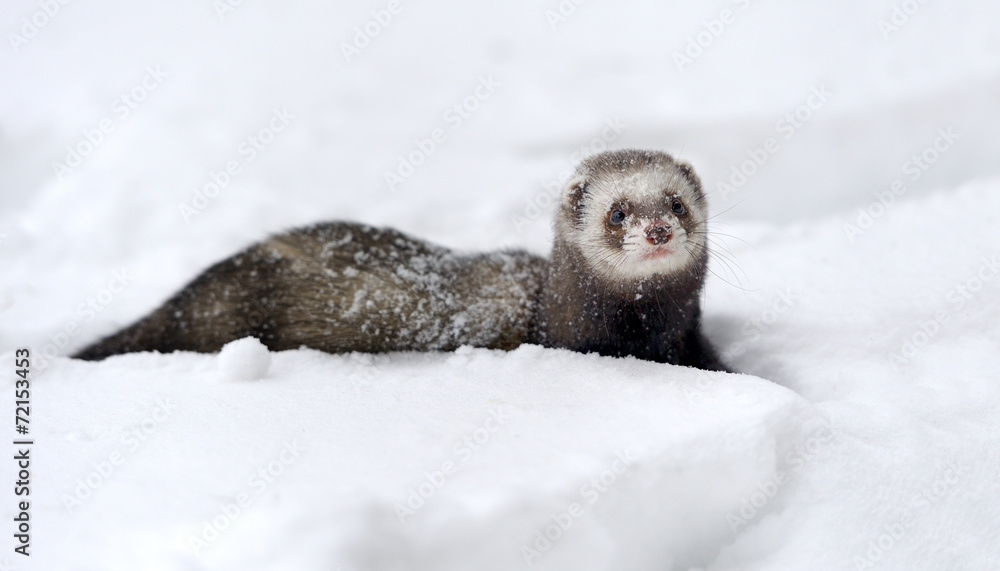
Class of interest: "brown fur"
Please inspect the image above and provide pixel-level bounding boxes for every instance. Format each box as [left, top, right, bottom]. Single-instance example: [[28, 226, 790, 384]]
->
[[74, 223, 547, 360]]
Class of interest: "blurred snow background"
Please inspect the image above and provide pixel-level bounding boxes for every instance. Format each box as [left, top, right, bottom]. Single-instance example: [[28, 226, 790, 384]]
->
[[1, 1, 999, 569]]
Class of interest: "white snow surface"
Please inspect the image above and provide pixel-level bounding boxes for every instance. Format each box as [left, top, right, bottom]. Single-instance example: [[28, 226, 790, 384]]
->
[[217, 337, 272, 383], [2, 1, 1000, 569]]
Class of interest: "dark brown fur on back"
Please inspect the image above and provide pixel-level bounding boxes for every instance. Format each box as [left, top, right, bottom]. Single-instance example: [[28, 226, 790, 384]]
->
[[74, 223, 548, 360]]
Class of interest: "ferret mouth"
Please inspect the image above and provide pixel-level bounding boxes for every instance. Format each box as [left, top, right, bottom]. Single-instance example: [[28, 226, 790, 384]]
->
[[638, 246, 677, 260]]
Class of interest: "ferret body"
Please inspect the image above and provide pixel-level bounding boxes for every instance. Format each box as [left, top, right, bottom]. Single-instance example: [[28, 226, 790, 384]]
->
[[75, 149, 727, 371], [74, 224, 547, 359]]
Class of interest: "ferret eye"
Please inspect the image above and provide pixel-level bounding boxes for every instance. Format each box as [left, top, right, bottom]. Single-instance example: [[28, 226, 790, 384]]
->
[[670, 198, 687, 216], [609, 209, 626, 225]]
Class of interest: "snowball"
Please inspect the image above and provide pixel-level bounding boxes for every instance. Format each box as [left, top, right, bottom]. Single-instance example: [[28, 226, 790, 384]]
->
[[217, 336, 271, 381]]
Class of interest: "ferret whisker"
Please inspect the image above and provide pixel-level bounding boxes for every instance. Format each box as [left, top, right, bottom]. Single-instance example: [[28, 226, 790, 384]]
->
[[703, 239, 748, 278], [698, 230, 754, 249], [704, 199, 748, 221]]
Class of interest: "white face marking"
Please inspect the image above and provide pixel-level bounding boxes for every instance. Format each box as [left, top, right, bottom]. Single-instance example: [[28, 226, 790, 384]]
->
[[614, 218, 692, 278], [557, 152, 709, 283], [578, 210, 695, 281]]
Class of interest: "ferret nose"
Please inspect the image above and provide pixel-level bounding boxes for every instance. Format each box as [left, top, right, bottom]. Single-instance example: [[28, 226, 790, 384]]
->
[[645, 222, 672, 245]]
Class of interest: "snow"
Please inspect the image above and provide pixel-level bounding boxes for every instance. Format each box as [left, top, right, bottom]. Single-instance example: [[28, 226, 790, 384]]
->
[[2, 1, 1000, 570], [217, 337, 271, 382]]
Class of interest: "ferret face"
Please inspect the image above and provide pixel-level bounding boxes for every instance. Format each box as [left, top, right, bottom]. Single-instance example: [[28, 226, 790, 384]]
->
[[556, 150, 709, 282]]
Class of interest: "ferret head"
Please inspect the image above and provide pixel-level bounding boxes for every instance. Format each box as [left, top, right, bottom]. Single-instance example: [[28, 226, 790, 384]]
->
[[555, 149, 709, 282]]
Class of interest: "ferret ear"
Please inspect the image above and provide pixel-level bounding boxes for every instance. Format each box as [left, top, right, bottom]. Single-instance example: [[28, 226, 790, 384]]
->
[[676, 161, 702, 191], [563, 175, 589, 225], [564, 175, 588, 206]]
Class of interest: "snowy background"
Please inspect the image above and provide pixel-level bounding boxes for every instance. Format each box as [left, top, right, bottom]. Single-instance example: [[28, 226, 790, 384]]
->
[[2, 0, 1000, 569]]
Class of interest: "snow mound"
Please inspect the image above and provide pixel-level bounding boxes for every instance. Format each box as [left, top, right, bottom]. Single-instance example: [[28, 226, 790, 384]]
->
[[28, 346, 810, 571], [217, 336, 271, 382]]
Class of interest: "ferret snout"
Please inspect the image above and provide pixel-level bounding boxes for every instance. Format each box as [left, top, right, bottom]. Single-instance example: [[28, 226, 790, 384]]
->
[[644, 221, 672, 245]]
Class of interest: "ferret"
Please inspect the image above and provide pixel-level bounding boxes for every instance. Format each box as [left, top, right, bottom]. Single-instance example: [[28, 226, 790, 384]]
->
[[74, 149, 727, 371], [537, 149, 726, 370]]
